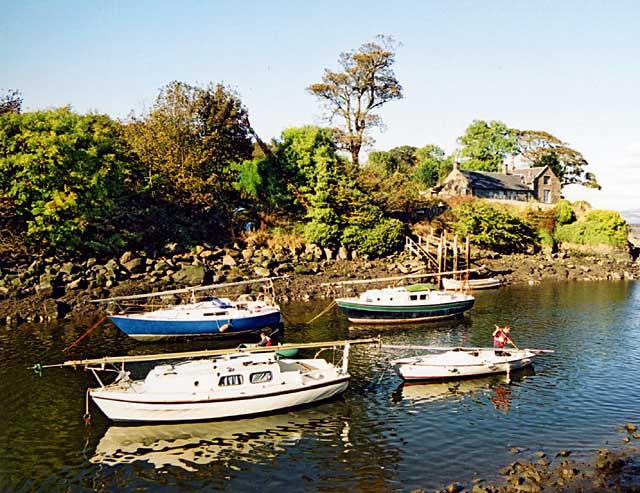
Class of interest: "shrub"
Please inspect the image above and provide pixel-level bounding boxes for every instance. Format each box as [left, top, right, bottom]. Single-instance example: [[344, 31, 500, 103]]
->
[[452, 201, 536, 253], [555, 199, 576, 225], [342, 218, 405, 257], [555, 209, 628, 247]]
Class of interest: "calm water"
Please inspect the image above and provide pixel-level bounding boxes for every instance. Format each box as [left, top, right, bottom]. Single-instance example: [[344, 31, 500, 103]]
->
[[1, 281, 639, 492]]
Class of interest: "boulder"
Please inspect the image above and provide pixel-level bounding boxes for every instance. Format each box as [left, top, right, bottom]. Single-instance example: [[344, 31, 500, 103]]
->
[[171, 265, 206, 285]]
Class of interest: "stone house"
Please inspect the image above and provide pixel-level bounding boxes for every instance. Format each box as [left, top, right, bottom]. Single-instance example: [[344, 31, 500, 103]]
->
[[434, 162, 562, 204]]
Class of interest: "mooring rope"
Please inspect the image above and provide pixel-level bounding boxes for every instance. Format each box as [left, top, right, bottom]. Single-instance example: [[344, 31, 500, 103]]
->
[[63, 315, 108, 353], [306, 300, 336, 325]]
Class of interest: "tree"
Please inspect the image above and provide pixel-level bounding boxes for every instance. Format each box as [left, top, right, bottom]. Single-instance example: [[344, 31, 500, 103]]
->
[[0, 89, 22, 114], [515, 129, 600, 189], [413, 144, 451, 187], [125, 81, 254, 209], [0, 108, 129, 251], [307, 35, 403, 169], [457, 120, 518, 171]]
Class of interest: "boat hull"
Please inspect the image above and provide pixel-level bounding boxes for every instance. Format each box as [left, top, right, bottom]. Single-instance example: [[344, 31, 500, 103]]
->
[[90, 377, 350, 422], [109, 309, 283, 342], [442, 278, 501, 290], [335, 298, 475, 324], [393, 349, 536, 381]]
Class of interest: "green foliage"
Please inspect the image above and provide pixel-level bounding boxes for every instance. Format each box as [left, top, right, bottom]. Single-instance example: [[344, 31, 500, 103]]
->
[[554, 199, 576, 225], [0, 108, 129, 251], [342, 218, 404, 257], [233, 156, 295, 212], [555, 209, 628, 247], [536, 229, 555, 249], [303, 219, 341, 247], [413, 144, 451, 187], [452, 201, 536, 253], [458, 120, 518, 172]]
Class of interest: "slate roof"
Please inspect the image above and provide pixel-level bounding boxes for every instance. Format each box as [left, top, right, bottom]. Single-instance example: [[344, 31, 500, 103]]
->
[[459, 170, 532, 192], [512, 167, 547, 184]]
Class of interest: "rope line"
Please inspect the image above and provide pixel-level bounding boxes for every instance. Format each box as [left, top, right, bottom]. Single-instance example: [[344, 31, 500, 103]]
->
[[63, 315, 108, 353], [306, 300, 336, 325]]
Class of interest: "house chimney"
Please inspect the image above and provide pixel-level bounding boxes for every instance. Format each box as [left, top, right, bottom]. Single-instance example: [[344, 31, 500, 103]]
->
[[502, 161, 510, 175], [453, 161, 460, 171]]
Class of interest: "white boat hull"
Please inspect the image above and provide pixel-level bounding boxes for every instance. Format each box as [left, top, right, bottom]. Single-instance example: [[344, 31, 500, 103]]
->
[[88, 354, 351, 422], [441, 278, 501, 290], [393, 348, 537, 381], [91, 379, 349, 422]]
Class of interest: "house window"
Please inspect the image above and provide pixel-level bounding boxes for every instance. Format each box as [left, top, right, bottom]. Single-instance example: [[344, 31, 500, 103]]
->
[[219, 374, 243, 386], [543, 189, 551, 203], [250, 371, 272, 384], [543, 176, 550, 184]]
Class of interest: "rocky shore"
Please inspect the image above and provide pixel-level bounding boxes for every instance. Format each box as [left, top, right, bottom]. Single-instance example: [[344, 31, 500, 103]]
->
[[431, 423, 640, 493], [1, 241, 639, 324]]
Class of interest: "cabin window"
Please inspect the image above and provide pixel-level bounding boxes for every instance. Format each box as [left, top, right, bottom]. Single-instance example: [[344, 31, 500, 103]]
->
[[219, 374, 243, 386], [419, 294, 427, 300], [250, 371, 273, 383], [410, 295, 417, 301]]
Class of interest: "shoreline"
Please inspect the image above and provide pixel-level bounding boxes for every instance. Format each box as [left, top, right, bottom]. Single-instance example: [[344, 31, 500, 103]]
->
[[1, 245, 639, 325]]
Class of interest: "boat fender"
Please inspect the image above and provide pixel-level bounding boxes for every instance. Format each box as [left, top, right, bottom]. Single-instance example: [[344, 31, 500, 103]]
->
[[219, 323, 230, 333]]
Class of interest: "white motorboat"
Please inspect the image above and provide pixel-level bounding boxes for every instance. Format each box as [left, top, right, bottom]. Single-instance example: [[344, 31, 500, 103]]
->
[[335, 283, 475, 324], [387, 346, 550, 381], [38, 339, 377, 423], [441, 277, 501, 291]]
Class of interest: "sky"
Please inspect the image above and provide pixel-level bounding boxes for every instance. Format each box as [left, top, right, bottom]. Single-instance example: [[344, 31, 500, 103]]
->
[[2, 0, 639, 214]]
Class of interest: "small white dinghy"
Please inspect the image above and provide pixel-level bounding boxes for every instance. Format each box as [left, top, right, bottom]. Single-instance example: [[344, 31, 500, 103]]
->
[[35, 339, 377, 423], [387, 346, 551, 381]]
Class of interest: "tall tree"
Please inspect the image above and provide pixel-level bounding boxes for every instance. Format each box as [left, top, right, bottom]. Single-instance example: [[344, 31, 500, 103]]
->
[[307, 35, 403, 169], [515, 129, 600, 189], [457, 120, 518, 172], [0, 89, 22, 114], [125, 81, 254, 209]]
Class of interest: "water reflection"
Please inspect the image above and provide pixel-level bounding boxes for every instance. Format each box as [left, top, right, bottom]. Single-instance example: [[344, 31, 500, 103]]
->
[[391, 366, 535, 413], [91, 409, 338, 471]]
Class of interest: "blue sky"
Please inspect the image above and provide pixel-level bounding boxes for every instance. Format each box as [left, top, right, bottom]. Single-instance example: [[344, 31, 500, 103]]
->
[[2, 0, 639, 213]]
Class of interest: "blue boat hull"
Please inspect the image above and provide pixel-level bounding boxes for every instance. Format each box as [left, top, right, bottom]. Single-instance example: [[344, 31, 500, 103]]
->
[[335, 298, 475, 324], [109, 311, 283, 341]]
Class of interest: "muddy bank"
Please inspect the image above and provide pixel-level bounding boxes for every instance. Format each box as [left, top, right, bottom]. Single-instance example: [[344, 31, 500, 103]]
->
[[1, 244, 639, 324]]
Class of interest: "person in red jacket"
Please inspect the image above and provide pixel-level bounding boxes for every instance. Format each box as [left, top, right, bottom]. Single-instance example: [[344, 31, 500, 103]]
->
[[257, 331, 273, 347], [492, 325, 514, 355]]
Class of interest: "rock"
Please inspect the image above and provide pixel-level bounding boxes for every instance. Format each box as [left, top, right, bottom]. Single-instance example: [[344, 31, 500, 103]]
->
[[625, 422, 637, 432], [222, 254, 237, 267], [123, 257, 147, 274], [170, 265, 206, 285], [253, 266, 270, 278]]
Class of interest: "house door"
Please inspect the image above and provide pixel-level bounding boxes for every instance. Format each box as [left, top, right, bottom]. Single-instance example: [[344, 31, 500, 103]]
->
[[543, 189, 551, 203]]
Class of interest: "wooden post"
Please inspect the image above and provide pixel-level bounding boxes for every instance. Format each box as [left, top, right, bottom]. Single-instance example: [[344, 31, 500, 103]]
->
[[453, 234, 458, 275], [436, 236, 443, 282], [465, 235, 470, 269], [442, 231, 448, 274]]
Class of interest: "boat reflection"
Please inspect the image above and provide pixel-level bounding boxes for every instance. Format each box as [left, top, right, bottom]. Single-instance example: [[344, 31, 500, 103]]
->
[[392, 365, 535, 410], [91, 409, 335, 471]]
